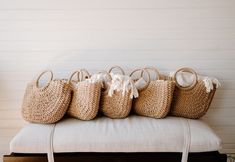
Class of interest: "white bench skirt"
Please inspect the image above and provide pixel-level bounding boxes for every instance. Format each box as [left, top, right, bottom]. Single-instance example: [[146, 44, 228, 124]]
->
[[10, 116, 222, 162]]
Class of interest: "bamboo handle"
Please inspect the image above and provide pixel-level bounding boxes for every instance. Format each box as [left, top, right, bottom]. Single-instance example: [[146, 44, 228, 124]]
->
[[173, 67, 198, 90], [36, 70, 53, 88], [68, 70, 83, 84], [130, 68, 150, 92], [80, 69, 91, 80], [108, 66, 125, 75], [141, 67, 162, 80]]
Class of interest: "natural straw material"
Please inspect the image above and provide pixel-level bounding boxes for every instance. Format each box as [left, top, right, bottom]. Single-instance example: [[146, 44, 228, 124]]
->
[[21, 70, 72, 124], [100, 89, 132, 119], [171, 67, 216, 119], [67, 69, 102, 120], [100, 67, 130, 119], [100, 68, 150, 119], [133, 67, 175, 118]]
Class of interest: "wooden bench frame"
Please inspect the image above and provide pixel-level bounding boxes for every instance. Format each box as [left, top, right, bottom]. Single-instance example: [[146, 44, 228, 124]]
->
[[4, 151, 227, 162]]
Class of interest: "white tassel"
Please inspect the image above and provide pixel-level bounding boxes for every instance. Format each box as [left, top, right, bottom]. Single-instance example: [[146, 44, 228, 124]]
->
[[212, 78, 221, 88], [108, 73, 139, 99], [85, 73, 110, 85], [203, 77, 221, 93]]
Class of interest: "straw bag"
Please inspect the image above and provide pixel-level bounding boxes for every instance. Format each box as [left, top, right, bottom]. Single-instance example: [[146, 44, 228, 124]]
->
[[21, 70, 72, 124], [100, 66, 129, 119], [100, 66, 147, 119], [133, 67, 175, 118], [170, 67, 216, 119], [67, 69, 103, 120]]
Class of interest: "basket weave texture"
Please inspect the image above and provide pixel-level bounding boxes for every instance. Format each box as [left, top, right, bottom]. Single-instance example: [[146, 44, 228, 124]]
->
[[133, 67, 175, 118], [170, 67, 216, 119], [100, 66, 132, 119], [100, 90, 132, 119], [67, 70, 102, 120], [21, 71, 72, 124]]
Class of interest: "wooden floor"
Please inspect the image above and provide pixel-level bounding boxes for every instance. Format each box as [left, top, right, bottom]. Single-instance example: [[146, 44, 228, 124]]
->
[[3, 151, 227, 162]]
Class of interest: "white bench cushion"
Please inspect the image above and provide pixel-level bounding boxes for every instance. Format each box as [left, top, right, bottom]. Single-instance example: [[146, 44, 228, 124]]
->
[[10, 116, 221, 153]]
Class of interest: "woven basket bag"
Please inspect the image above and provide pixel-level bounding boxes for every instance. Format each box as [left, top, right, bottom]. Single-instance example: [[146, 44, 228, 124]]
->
[[170, 67, 216, 119], [21, 70, 72, 124], [100, 66, 130, 119], [67, 69, 103, 120], [100, 67, 150, 119], [133, 67, 175, 118]]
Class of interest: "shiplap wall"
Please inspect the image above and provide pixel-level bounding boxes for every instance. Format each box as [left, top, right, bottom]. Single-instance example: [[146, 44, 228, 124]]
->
[[0, 0, 235, 160]]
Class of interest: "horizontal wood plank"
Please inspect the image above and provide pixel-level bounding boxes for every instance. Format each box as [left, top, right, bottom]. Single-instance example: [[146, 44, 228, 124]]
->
[[0, 0, 235, 9]]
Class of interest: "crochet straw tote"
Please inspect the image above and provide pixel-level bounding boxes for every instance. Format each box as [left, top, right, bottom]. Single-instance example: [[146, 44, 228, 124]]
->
[[170, 67, 216, 119], [100, 67, 150, 119], [133, 67, 175, 118], [21, 70, 72, 124], [67, 69, 103, 120], [100, 66, 130, 119]]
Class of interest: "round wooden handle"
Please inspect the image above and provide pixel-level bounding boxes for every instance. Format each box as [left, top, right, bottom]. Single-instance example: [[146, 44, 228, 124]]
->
[[173, 67, 198, 90], [141, 67, 162, 80], [68, 70, 83, 84], [80, 69, 91, 80], [108, 66, 125, 75], [130, 68, 150, 92], [36, 70, 53, 88]]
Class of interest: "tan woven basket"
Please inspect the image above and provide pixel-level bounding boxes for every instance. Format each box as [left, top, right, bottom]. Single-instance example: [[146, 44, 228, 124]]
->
[[170, 67, 216, 119], [100, 67, 150, 119], [133, 67, 175, 118], [21, 70, 72, 124], [100, 66, 130, 119], [100, 89, 132, 119], [67, 69, 103, 120]]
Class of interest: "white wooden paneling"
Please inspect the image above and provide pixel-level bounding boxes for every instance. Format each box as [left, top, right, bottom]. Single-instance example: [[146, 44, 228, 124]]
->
[[0, 0, 235, 9], [0, 0, 235, 159]]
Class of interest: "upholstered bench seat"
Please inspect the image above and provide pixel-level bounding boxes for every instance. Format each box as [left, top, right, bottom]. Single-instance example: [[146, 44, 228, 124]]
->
[[10, 115, 221, 154]]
